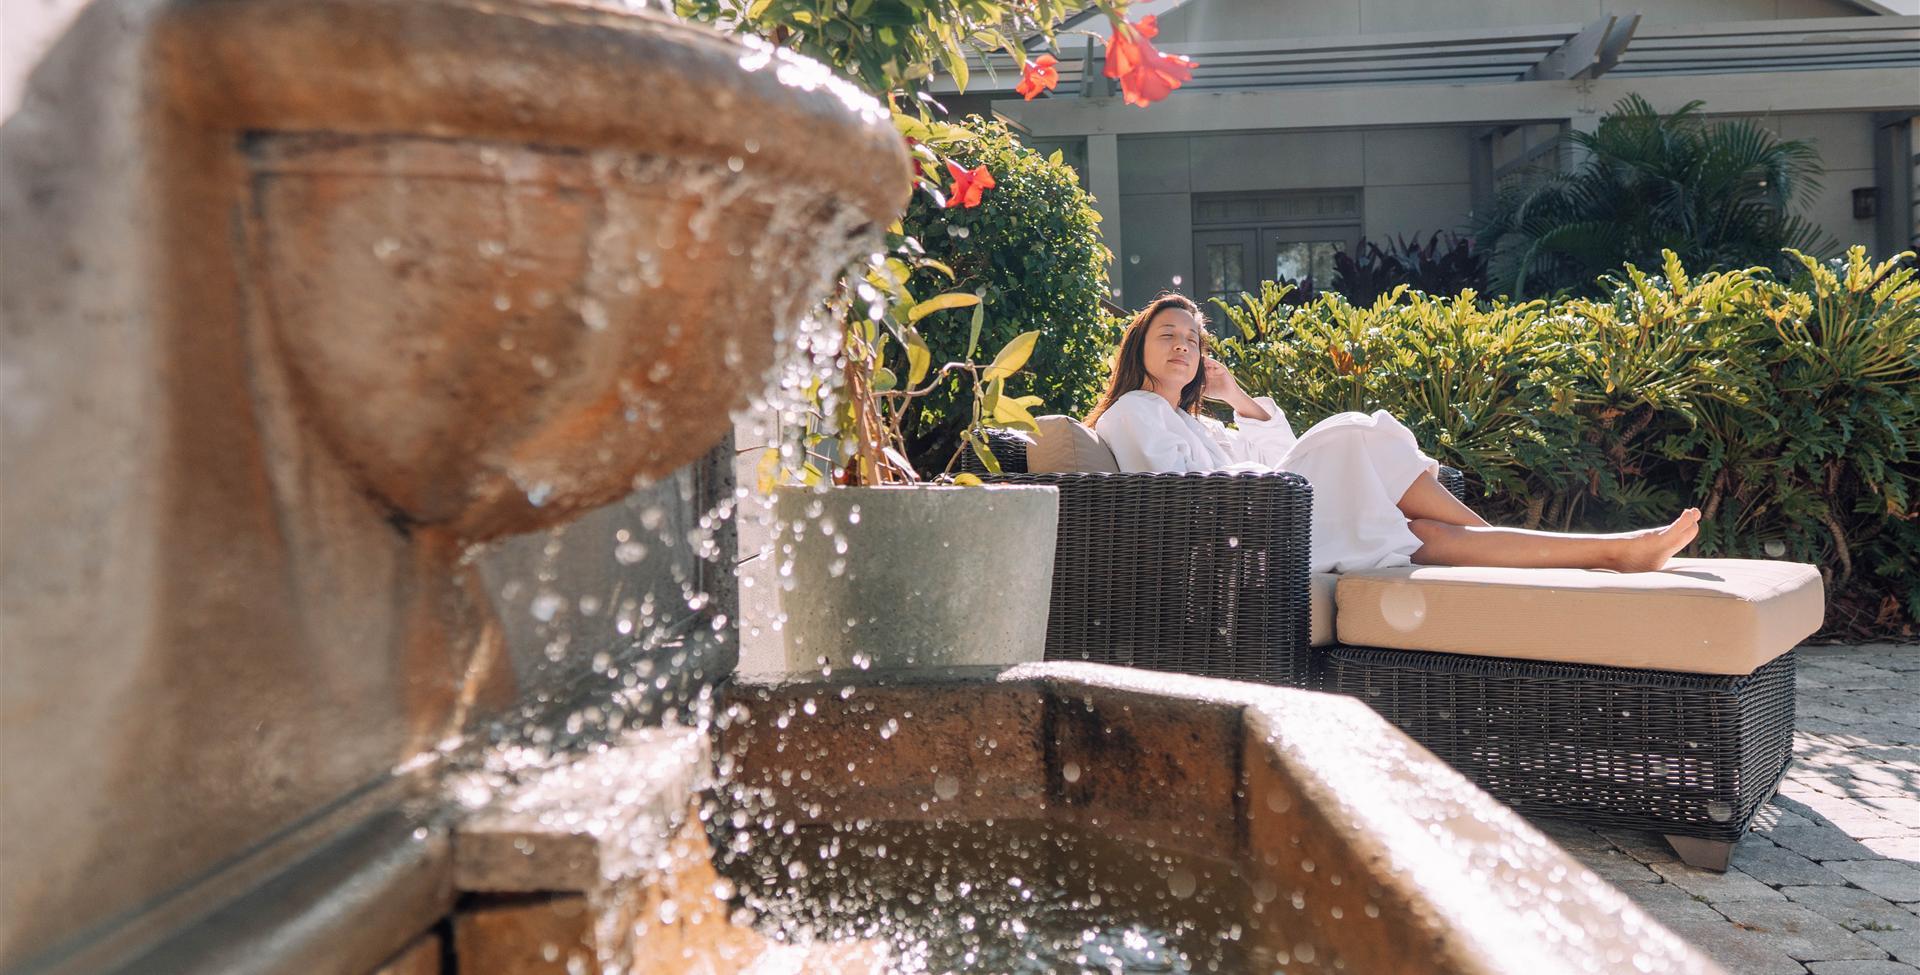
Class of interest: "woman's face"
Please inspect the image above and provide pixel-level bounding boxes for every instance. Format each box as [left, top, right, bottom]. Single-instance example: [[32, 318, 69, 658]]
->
[[1140, 307, 1202, 394]]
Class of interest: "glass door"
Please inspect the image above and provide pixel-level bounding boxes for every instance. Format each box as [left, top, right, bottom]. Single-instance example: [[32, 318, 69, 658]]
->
[[1193, 229, 1258, 308], [1262, 227, 1356, 299]]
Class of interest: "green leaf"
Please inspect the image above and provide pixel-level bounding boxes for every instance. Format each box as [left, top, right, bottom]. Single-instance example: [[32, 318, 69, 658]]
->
[[907, 291, 981, 322], [906, 330, 932, 386], [993, 393, 1044, 432], [745, 0, 774, 17], [966, 302, 985, 359], [952, 472, 984, 486], [916, 257, 957, 280], [872, 366, 897, 392], [968, 434, 1002, 475], [983, 330, 1041, 382], [1049, 148, 1064, 166], [941, 40, 970, 92]]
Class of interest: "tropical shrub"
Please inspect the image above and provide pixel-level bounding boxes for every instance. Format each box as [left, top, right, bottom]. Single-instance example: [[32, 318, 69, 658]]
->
[[888, 116, 1113, 474], [1472, 95, 1831, 298], [1208, 248, 1920, 638]]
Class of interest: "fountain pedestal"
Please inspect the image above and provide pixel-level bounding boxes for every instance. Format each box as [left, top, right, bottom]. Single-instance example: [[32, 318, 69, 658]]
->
[[0, 0, 907, 969]]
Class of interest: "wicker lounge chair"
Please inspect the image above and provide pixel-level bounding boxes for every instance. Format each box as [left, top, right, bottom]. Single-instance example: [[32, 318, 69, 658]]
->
[[963, 418, 1821, 871]]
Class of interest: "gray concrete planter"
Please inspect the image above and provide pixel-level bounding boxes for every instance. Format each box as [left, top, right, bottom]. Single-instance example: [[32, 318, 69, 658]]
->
[[774, 484, 1059, 672]]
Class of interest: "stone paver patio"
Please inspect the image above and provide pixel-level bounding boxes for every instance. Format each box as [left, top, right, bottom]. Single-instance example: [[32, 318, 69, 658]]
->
[[1528, 643, 1920, 974]]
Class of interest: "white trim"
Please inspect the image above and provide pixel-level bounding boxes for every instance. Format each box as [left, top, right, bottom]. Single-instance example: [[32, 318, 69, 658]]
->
[[993, 66, 1920, 136]]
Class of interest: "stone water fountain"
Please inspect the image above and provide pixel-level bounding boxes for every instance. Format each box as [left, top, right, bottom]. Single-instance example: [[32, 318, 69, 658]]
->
[[2, 1, 1730, 972]]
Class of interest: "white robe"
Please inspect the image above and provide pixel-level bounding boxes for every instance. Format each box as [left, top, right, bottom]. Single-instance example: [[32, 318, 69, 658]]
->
[[1092, 390, 1439, 573]]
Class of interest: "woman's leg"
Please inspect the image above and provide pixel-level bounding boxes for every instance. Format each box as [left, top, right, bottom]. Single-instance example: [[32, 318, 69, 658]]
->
[[1396, 471, 1490, 528], [1407, 509, 1701, 572]]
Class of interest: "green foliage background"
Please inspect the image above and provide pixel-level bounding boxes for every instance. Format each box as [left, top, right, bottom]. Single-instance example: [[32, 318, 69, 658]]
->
[[1472, 95, 1831, 298], [1207, 249, 1920, 638], [889, 116, 1116, 474]]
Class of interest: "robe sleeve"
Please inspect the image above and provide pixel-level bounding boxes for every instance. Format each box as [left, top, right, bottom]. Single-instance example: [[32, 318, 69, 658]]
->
[[1094, 393, 1209, 473], [1199, 396, 1298, 468]]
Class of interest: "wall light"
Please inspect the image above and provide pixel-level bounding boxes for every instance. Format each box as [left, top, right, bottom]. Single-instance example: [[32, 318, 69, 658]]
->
[[1853, 187, 1878, 220]]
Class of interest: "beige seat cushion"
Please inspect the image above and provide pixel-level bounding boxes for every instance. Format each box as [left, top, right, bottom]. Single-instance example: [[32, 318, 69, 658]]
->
[[1334, 558, 1823, 675], [1029, 415, 1120, 473], [1310, 572, 1338, 648]]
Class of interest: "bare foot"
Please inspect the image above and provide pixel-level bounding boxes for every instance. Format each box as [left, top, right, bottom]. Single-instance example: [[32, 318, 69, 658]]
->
[[1610, 508, 1701, 572]]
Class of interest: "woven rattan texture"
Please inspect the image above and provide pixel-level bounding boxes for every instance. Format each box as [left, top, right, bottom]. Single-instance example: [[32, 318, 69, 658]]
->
[[1316, 648, 1797, 840], [963, 429, 1316, 684]]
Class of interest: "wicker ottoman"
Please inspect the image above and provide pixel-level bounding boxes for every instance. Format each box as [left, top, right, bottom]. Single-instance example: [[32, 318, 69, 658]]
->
[[1318, 558, 1824, 870]]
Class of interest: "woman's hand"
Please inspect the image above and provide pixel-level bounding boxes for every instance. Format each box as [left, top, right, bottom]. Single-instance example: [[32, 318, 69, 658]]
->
[[1201, 356, 1244, 403], [1203, 356, 1271, 421]]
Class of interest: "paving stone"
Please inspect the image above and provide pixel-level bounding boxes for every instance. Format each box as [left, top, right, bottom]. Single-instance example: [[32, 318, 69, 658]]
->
[[1525, 817, 1615, 854], [1831, 861, 1920, 903], [1581, 848, 1664, 887], [1771, 825, 1881, 862], [1782, 885, 1920, 933], [1754, 805, 1822, 834], [1714, 900, 1891, 962], [1652, 858, 1788, 902], [1596, 827, 1680, 865], [1737, 839, 1853, 887], [1862, 836, 1920, 863], [1776, 795, 1844, 829], [1861, 927, 1920, 965], [1857, 795, 1920, 826], [1807, 961, 1920, 974], [1625, 884, 1809, 975], [1791, 793, 1918, 840]]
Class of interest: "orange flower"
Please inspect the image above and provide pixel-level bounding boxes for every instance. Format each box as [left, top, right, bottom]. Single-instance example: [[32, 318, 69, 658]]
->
[[1103, 14, 1194, 107], [1016, 53, 1059, 100], [945, 160, 995, 209]]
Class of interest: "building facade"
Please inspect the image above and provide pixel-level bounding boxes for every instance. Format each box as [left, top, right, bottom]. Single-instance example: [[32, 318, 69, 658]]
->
[[940, 0, 1920, 306]]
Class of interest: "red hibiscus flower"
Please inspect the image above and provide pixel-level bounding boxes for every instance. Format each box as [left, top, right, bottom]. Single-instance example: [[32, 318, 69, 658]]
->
[[1016, 53, 1059, 100], [945, 160, 995, 209], [1103, 14, 1195, 107]]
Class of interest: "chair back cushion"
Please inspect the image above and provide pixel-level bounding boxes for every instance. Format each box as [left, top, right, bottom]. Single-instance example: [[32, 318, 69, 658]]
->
[[1029, 415, 1121, 473]]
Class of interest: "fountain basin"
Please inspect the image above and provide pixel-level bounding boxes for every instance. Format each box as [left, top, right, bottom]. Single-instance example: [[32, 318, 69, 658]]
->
[[715, 663, 1727, 975]]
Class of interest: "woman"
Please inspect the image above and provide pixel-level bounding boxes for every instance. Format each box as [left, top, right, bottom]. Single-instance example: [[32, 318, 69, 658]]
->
[[1086, 293, 1700, 574]]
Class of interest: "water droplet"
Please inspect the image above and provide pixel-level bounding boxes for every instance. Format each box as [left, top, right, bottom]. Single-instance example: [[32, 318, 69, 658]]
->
[[934, 774, 961, 801], [372, 238, 401, 260], [1167, 867, 1197, 899], [478, 239, 506, 258], [1763, 539, 1786, 557], [616, 541, 648, 564], [1062, 761, 1082, 783], [580, 297, 609, 331], [727, 156, 745, 173], [530, 591, 565, 622], [492, 293, 512, 311]]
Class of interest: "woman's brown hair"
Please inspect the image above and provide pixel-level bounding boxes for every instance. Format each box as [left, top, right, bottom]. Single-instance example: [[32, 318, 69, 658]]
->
[[1082, 292, 1209, 427]]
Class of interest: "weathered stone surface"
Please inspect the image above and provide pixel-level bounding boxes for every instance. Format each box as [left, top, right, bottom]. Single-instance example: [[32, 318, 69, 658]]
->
[[1597, 827, 1682, 865], [1736, 839, 1853, 887], [1774, 824, 1884, 862], [1807, 961, 1920, 974], [1585, 849, 1665, 886], [1863, 836, 1920, 861], [1623, 883, 1805, 975], [1861, 925, 1920, 964], [1831, 860, 1920, 903], [1714, 899, 1890, 962], [1783, 885, 1920, 932], [1652, 859, 1788, 901]]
